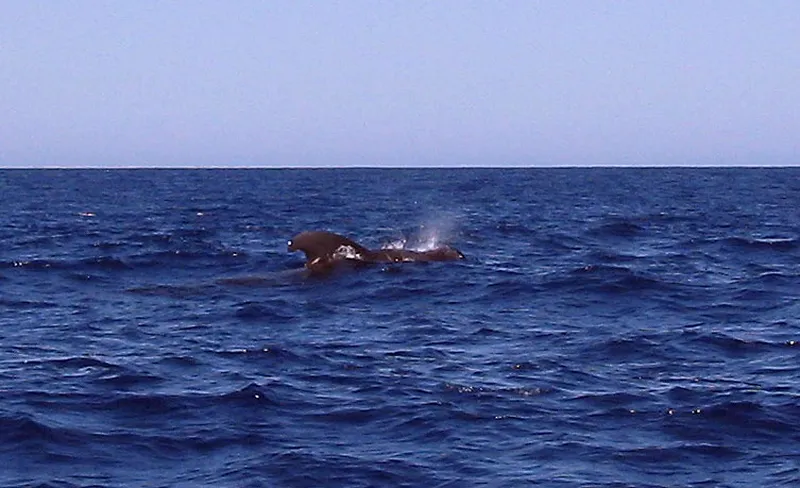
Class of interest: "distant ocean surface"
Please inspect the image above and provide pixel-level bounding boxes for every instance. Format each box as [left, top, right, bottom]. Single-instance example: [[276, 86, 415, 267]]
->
[[1, 168, 799, 487]]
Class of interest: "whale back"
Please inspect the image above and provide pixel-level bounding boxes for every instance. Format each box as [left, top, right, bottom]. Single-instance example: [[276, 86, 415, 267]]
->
[[369, 247, 464, 263], [289, 230, 464, 272]]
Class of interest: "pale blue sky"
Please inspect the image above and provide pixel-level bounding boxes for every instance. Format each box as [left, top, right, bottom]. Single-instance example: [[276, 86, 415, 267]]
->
[[1, 1, 798, 167]]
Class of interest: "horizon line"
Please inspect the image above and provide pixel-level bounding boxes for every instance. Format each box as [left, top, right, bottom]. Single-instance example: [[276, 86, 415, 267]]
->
[[1, 164, 798, 170]]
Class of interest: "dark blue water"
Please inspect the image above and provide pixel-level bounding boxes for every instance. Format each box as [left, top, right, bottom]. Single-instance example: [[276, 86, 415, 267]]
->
[[1, 168, 799, 487]]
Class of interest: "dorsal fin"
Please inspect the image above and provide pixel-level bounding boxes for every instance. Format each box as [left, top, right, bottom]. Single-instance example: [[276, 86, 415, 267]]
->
[[288, 231, 370, 266]]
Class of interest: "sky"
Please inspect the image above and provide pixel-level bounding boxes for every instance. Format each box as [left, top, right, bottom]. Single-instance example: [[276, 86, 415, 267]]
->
[[1, 1, 799, 168]]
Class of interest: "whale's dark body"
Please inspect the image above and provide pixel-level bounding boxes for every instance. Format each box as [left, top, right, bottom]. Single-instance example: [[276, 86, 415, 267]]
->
[[288, 231, 464, 273]]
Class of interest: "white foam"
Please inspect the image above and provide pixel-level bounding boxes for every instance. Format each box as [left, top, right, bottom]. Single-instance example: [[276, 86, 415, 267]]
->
[[333, 245, 363, 260], [381, 238, 407, 250]]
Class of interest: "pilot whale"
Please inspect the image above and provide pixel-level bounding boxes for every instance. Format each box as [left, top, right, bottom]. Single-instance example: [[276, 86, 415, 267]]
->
[[288, 230, 464, 273]]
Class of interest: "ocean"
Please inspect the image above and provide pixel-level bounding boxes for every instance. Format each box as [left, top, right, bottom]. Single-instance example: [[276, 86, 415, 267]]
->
[[1, 168, 798, 487]]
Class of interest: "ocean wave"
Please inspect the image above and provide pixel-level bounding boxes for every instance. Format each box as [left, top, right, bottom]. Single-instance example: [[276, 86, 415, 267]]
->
[[720, 236, 798, 251], [535, 264, 674, 295], [77, 256, 132, 270], [0, 414, 89, 450], [96, 371, 165, 389], [125, 284, 213, 298], [699, 400, 800, 441], [588, 220, 646, 238], [0, 298, 59, 309], [616, 443, 744, 464], [234, 300, 297, 321], [126, 249, 245, 268], [0, 259, 66, 270], [688, 332, 777, 357], [214, 346, 304, 365]]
